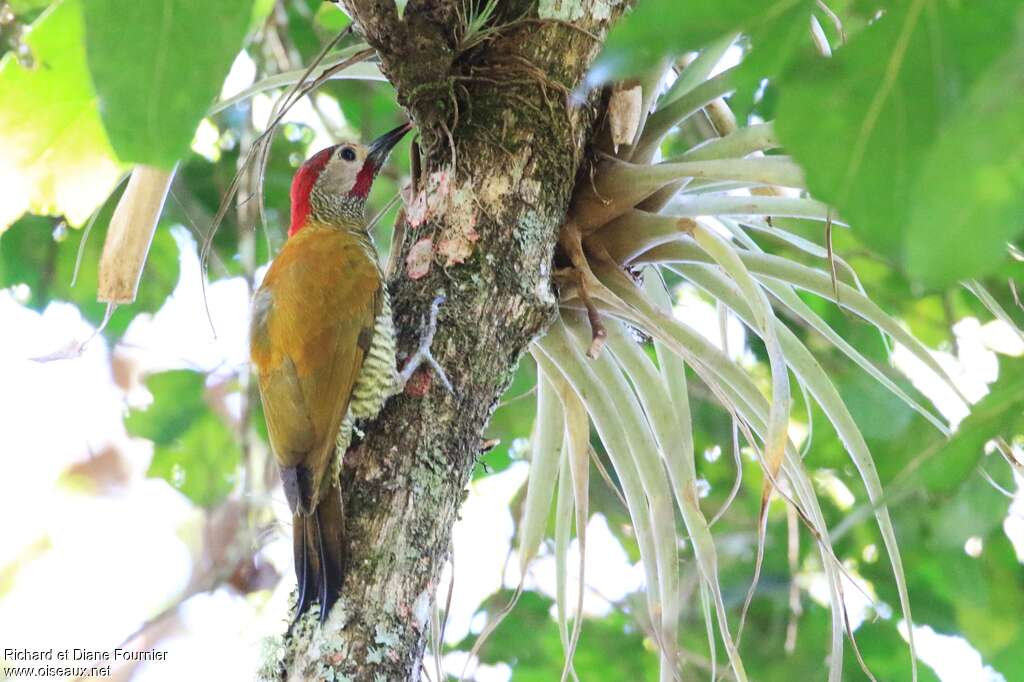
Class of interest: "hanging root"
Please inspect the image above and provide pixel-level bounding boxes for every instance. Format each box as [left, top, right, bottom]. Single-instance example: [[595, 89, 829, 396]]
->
[[556, 267, 607, 359], [575, 271, 607, 359], [556, 220, 611, 359], [407, 78, 460, 173]]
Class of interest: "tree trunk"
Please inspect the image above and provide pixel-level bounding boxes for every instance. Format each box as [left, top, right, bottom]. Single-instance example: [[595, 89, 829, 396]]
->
[[274, 2, 624, 679]]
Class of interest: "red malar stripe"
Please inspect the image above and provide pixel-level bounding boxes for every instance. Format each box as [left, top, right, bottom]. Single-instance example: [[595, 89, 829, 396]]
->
[[350, 160, 375, 199], [288, 146, 335, 237]]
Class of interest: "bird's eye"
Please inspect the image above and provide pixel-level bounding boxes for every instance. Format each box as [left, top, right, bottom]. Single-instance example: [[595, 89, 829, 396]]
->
[[340, 147, 356, 162]]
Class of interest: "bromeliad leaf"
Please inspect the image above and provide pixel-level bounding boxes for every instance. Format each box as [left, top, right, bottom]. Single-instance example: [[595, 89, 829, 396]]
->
[[82, 0, 255, 169]]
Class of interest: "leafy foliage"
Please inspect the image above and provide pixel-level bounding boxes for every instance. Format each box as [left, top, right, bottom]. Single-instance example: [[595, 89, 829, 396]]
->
[[126, 370, 241, 508], [595, 0, 812, 81], [82, 0, 257, 169], [917, 359, 1024, 493], [0, 0, 122, 229], [598, 0, 1024, 288], [0, 207, 180, 336], [460, 591, 658, 681], [776, 2, 1024, 288]]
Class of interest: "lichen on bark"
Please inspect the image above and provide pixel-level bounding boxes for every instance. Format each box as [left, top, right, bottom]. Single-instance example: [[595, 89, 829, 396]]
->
[[272, 1, 627, 679]]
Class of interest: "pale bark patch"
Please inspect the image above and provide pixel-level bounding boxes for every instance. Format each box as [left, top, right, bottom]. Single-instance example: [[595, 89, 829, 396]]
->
[[405, 238, 434, 280]]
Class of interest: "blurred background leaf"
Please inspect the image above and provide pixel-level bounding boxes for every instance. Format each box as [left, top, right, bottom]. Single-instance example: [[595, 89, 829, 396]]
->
[[126, 370, 241, 508], [917, 359, 1024, 494], [459, 590, 659, 681], [775, 2, 1024, 288], [0, 0, 123, 230], [593, 0, 811, 82], [82, 0, 257, 169]]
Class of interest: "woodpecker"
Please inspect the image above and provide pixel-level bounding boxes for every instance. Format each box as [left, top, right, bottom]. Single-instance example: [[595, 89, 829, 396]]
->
[[250, 121, 441, 626]]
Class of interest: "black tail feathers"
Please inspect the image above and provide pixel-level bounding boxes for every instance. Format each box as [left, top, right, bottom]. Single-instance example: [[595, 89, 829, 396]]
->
[[290, 483, 346, 629]]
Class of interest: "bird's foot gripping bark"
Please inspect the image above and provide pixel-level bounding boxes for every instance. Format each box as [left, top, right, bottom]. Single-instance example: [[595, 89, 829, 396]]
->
[[398, 295, 453, 395]]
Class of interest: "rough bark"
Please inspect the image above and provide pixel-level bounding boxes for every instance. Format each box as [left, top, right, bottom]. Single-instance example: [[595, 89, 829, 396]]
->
[[273, 1, 624, 680]]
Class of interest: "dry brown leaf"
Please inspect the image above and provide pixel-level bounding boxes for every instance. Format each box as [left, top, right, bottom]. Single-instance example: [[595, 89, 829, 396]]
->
[[98, 165, 175, 304], [608, 84, 642, 152]]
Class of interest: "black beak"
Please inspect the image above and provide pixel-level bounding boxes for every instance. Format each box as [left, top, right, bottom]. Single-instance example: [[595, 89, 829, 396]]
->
[[366, 121, 413, 172]]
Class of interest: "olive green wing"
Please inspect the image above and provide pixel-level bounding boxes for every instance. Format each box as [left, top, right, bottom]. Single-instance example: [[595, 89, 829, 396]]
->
[[250, 230, 381, 512]]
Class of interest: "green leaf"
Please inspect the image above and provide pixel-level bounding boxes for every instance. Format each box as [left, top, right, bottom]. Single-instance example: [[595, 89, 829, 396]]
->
[[314, 2, 350, 31], [841, 620, 941, 682], [591, 0, 810, 82], [730, 2, 825, 121], [0, 215, 55, 300], [127, 370, 241, 507], [934, 533, 1023, 662], [464, 590, 658, 681], [0, 209, 182, 336], [126, 371, 209, 444], [838, 370, 914, 441], [0, 0, 124, 229], [480, 357, 537, 479], [931, 474, 1011, 549], [82, 0, 256, 169], [905, 47, 1024, 286], [776, 2, 1024, 287], [9, 0, 54, 13], [918, 359, 1024, 493], [147, 411, 241, 508]]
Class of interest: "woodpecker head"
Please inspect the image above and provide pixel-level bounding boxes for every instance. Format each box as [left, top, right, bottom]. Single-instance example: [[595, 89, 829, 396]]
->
[[289, 121, 413, 236]]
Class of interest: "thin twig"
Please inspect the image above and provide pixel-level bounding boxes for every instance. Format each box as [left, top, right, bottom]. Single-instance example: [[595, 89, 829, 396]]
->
[[199, 30, 367, 335], [367, 192, 401, 235], [496, 384, 537, 409]]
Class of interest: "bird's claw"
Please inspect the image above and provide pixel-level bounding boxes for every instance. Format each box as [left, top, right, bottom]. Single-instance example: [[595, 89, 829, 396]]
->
[[398, 295, 454, 395]]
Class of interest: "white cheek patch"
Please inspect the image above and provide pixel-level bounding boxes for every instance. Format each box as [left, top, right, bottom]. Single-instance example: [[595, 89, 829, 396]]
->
[[319, 155, 363, 195]]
